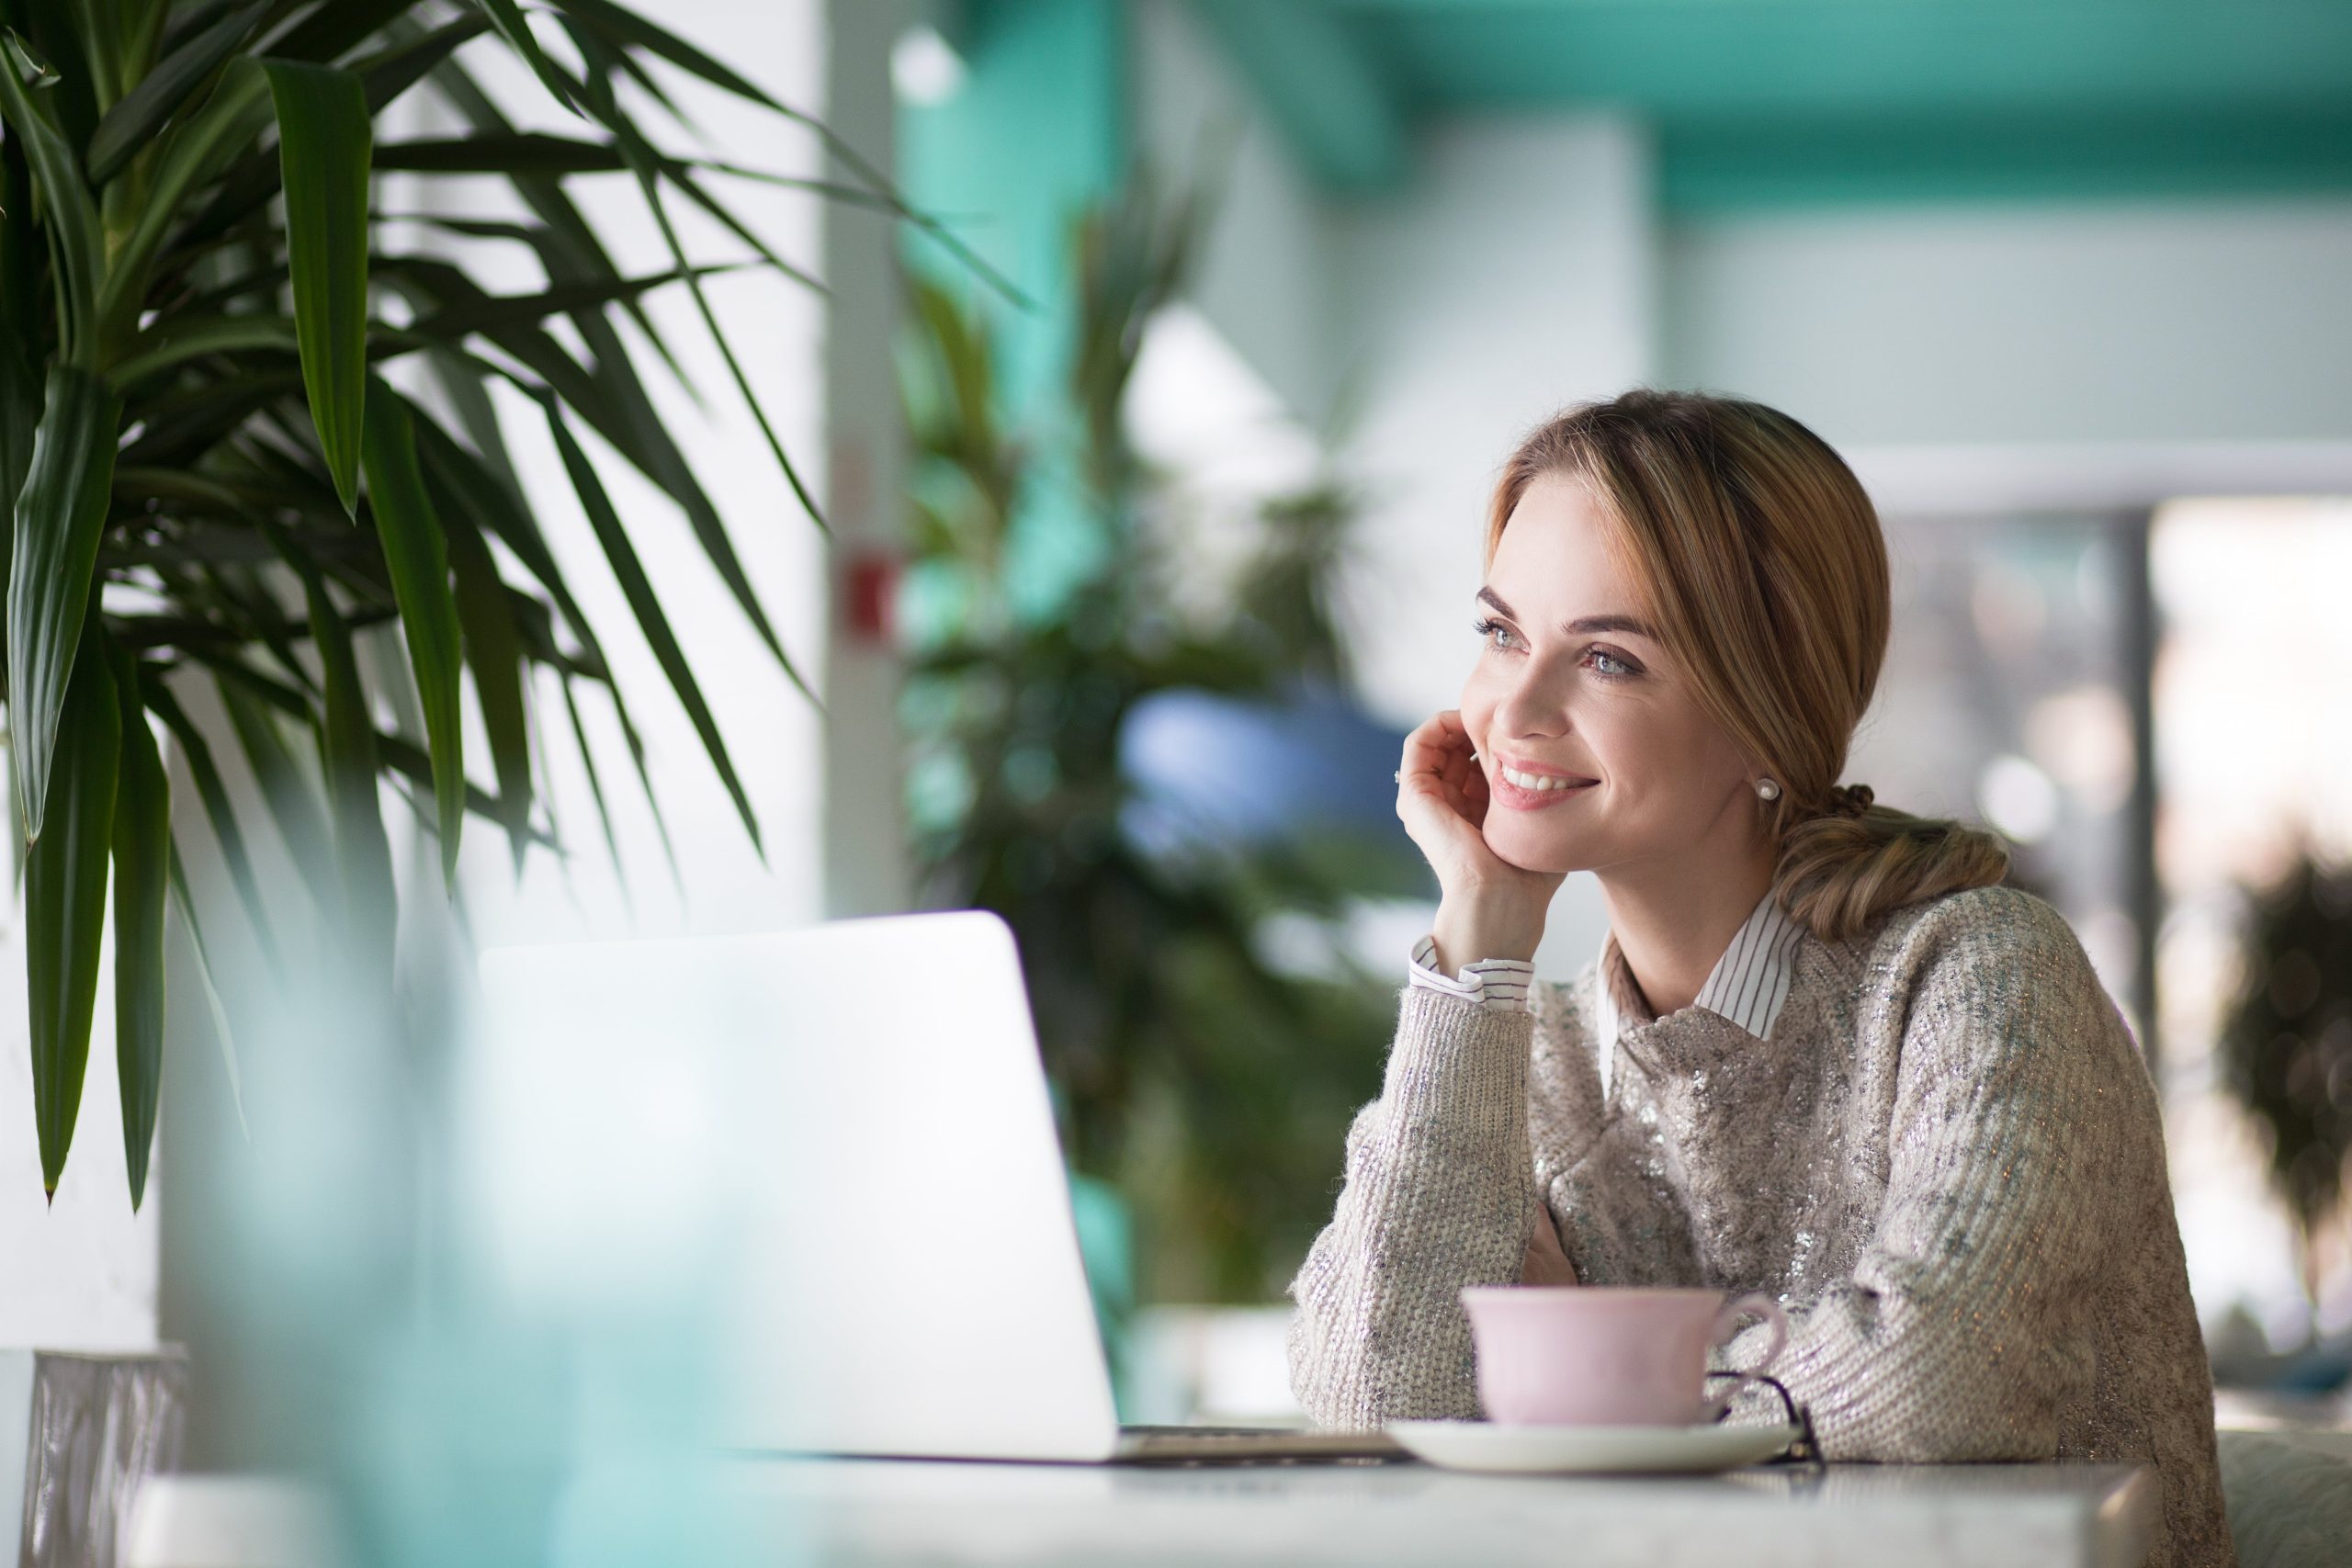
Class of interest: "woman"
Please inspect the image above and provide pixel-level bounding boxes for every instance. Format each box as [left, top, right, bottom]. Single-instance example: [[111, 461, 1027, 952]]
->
[[1287, 390, 2231, 1566]]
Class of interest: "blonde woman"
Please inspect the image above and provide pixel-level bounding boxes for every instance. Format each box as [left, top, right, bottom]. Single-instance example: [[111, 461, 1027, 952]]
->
[[1288, 390, 2231, 1566]]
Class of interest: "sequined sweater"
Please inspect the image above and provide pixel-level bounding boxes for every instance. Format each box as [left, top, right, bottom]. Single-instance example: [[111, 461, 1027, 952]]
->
[[1287, 884, 2233, 1568]]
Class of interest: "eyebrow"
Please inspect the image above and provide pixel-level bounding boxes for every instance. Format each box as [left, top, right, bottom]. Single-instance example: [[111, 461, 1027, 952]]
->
[[1476, 586, 1659, 642]]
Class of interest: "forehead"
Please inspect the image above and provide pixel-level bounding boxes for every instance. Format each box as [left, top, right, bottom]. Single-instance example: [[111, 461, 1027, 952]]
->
[[1488, 472, 1642, 612]]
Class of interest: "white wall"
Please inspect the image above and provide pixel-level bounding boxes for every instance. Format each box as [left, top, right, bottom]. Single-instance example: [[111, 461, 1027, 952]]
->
[[0, 902, 160, 1348], [1331, 115, 1660, 732], [1132, 2, 1338, 431], [1329, 116, 1659, 979], [1664, 197, 2352, 448]]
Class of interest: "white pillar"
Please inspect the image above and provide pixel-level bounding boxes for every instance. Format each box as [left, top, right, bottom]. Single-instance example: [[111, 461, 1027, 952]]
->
[[821, 0, 913, 917]]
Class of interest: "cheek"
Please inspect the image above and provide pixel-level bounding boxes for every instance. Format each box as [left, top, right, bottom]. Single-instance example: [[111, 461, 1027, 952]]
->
[[1645, 709, 1737, 774], [1457, 668, 1500, 748], [1608, 713, 1736, 807]]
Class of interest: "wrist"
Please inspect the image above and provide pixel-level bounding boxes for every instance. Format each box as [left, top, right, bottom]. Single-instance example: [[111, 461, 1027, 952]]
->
[[1431, 896, 1544, 971]]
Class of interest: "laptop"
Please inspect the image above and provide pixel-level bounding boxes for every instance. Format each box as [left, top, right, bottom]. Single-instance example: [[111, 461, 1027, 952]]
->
[[474, 908, 1400, 1463]]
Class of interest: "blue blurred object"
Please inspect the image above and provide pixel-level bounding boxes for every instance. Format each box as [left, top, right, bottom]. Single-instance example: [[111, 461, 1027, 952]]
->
[[1119, 680, 1412, 863]]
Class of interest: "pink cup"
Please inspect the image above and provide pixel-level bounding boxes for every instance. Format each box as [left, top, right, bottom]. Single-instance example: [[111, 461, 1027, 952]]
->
[[1459, 1285, 1789, 1427]]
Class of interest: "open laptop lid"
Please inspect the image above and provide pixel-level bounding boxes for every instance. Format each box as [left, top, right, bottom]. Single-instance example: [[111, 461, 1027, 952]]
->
[[475, 910, 1122, 1461]]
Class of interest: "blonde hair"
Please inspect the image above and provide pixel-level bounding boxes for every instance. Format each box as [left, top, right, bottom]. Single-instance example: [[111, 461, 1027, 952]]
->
[[1484, 389, 2009, 942]]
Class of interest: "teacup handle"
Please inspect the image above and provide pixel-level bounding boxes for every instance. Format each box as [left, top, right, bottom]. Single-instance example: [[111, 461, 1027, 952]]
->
[[1702, 1292, 1788, 1423]]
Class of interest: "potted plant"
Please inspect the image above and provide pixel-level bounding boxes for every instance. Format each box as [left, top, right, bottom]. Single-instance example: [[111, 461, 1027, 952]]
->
[[2218, 849, 2352, 1314], [0, 1, 966, 1553]]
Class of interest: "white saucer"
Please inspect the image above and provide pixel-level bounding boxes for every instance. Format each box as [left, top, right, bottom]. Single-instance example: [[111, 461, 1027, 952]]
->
[[1385, 1419, 1801, 1474]]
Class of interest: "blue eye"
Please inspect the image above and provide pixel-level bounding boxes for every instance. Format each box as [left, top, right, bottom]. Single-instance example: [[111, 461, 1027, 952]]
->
[[1473, 618, 1641, 679], [1471, 616, 1521, 653]]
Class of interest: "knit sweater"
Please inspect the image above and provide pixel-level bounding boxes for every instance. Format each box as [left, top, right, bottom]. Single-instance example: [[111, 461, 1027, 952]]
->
[[1288, 883, 2233, 1568]]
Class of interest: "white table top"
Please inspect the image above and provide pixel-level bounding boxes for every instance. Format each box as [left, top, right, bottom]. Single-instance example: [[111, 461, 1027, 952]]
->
[[732, 1453, 2156, 1568]]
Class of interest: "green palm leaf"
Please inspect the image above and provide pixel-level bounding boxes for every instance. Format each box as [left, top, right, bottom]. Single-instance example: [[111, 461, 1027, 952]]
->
[[96, 57, 273, 350], [559, 39, 829, 547], [478, 0, 583, 118], [105, 638, 168, 1210], [443, 493, 534, 872], [421, 60, 806, 684], [164, 13, 486, 266], [8, 366, 120, 841], [0, 31, 104, 364], [27, 620, 118, 1196], [213, 669, 341, 920], [358, 376, 464, 886], [372, 132, 625, 175], [264, 61, 371, 516], [166, 843, 248, 1138], [141, 672, 281, 973], [262, 515, 396, 979], [85, 1, 267, 186], [547, 405, 762, 857]]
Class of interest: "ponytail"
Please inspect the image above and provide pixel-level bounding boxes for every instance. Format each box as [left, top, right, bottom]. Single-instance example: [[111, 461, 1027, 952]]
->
[[1771, 796, 2011, 943]]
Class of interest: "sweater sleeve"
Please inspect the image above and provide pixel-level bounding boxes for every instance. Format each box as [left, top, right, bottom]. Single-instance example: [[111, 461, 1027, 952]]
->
[[1285, 981, 1540, 1429], [1718, 887, 2146, 1461]]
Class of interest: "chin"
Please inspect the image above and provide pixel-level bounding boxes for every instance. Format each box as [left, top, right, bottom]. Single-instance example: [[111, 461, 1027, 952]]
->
[[1481, 821, 1584, 876]]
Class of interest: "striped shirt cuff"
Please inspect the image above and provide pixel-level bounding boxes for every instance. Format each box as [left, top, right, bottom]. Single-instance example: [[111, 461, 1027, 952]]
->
[[1408, 933, 1534, 1014]]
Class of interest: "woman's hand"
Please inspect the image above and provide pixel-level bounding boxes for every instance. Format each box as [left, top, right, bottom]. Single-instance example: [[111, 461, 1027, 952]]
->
[[1396, 710, 1566, 967], [1521, 1203, 1579, 1287]]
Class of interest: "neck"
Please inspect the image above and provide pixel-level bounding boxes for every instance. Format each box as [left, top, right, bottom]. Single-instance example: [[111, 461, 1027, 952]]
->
[[1595, 811, 1779, 1019]]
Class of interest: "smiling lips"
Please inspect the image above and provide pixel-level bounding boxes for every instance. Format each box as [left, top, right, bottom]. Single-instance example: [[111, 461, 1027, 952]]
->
[[1492, 758, 1598, 810]]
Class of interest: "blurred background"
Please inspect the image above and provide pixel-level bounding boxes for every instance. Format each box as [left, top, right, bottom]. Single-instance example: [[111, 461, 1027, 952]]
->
[[876, 0, 2352, 1419], [10, 1, 2352, 1549]]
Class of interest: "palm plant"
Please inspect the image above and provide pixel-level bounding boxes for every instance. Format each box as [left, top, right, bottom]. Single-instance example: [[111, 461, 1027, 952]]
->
[[0, 0, 967, 1207]]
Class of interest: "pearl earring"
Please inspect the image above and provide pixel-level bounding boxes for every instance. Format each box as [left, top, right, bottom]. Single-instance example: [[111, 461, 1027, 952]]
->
[[1755, 778, 1781, 801]]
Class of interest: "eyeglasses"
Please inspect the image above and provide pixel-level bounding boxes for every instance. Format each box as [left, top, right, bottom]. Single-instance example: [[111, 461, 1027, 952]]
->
[[1703, 1371, 1823, 1471]]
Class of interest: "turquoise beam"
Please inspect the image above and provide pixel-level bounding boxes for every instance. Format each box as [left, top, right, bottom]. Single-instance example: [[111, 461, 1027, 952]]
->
[[1329, 1, 2352, 118], [1185, 0, 2352, 207], [1663, 107, 2352, 213], [1187, 0, 1408, 195]]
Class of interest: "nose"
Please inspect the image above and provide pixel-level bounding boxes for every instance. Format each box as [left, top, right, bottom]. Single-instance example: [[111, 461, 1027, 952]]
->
[[1491, 657, 1571, 741]]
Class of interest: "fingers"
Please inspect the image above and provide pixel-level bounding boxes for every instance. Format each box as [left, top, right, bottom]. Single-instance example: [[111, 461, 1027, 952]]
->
[[1399, 709, 1467, 775], [1406, 711, 1487, 823], [1441, 739, 1487, 821], [1398, 712, 1509, 894], [1397, 716, 1478, 854], [1521, 1207, 1579, 1288], [1399, 720, 1471, 818]]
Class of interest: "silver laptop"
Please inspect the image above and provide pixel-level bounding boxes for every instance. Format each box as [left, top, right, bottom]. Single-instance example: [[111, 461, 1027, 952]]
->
[[475, 908, 1398, 1463]]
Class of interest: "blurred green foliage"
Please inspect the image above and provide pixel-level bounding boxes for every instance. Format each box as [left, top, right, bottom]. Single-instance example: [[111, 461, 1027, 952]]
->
[[2220, 851, 2352, 1291], [896, 179, 1396, 1303]]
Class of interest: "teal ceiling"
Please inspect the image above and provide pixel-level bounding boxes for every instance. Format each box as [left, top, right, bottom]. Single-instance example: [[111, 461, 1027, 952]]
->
[[1185, 0, 2352, 209]]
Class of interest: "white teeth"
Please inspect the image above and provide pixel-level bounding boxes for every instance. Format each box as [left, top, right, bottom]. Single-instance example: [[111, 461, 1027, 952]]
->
[[1502, 766, 1585, 792]]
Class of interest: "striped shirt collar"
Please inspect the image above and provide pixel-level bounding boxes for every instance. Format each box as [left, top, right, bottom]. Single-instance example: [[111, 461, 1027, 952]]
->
[[1593, 888, 1805, 1080]]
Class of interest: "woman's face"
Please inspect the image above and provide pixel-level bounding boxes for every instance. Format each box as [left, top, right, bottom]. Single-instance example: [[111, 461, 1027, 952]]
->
[[1460, 471, 1764, 877]]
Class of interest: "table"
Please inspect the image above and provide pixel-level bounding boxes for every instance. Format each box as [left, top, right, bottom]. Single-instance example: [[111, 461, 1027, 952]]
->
[[733, 1454, 2156, 1567]]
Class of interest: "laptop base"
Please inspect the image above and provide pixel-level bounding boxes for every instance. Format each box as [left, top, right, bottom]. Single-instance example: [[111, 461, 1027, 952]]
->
[[1112, 1425, 1407, 1463]]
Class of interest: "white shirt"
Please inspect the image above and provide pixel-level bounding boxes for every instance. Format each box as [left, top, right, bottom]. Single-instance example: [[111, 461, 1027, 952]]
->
[[1408, 887, 1804, 1095]]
